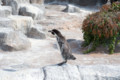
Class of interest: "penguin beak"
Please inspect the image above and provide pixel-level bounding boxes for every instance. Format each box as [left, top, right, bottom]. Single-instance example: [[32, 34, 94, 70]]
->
[[48, 30, 52, 33]]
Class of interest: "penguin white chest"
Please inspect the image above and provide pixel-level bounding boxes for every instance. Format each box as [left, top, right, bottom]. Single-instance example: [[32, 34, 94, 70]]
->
[[56, 37, 65, 60], [56, 37, 61, 53]]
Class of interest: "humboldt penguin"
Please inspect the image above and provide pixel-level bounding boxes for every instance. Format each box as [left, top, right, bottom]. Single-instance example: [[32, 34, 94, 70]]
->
[[48, 29, 76, 65]]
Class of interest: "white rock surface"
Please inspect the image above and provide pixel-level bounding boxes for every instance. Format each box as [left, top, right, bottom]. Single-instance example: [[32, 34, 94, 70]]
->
[[0, 16, 33, 34], [0, 0, 2, 5], [77, 65, 120, 80], [2, 0, 18, 15], [0, 65, 120, 80], [0, 17, 14, 27], [27, 24, 46, 39], [2, 0, 30, 15], [63, 4, 82, 13], [0, 6, 12, 17], [8, 15, 33, 34], [8, 0, 18, 15], [0, 68, 44, 80], [0, 28, 31, 51], [16, 0, 30, 3], [30, 0, 44, 4], [2, 0, 30, 4], [0, 28, 13, 45], [19, 4, 44, 20]]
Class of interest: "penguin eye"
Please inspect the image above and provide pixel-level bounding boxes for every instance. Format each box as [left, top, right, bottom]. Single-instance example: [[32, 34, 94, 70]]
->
[[52, 32, 55, 35]]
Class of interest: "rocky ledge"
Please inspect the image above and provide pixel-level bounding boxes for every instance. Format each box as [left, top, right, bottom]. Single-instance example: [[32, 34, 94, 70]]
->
[[0, 64, 120, 80]]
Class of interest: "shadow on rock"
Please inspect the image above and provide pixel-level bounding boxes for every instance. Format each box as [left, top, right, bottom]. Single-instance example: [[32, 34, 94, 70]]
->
[[67, 39, 83, 54], [3, 69, 16, 72]]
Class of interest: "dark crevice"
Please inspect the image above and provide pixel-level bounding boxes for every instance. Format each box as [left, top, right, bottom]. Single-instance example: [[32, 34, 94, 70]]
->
[[76, 65, 84, 80], [43, 67, 47, 80]]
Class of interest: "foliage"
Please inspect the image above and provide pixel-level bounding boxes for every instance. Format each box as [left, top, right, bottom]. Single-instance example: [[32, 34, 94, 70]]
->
[[82, 2, 120, 54]]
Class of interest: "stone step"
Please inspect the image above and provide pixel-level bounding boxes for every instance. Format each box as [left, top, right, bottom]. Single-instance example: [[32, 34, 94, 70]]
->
[[27, 24, 46, 39], [0, 28, 31, 51], [2, 0, 30, 15], [0, 16, 33, 34], [0, 17, 13, 27], [8, 15, 33, 34], [0, 6, 12, 17], [19, 4, 44, 20], [30, 0, 44, 4], [0, 65, 120, 80], [2, 0, 30, 5]]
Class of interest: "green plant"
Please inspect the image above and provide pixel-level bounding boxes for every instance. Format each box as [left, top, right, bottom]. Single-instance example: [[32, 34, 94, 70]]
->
[[112, 2, 120, 11], [82, 2, 120, 54]]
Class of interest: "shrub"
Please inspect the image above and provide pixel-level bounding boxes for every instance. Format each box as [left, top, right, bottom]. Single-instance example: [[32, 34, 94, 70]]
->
[[82, 2, 120, 54]]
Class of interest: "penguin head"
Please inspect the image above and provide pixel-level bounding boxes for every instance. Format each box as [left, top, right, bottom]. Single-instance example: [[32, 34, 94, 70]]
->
[[48, 29, 61, 37], [48, 30, 55, 35]]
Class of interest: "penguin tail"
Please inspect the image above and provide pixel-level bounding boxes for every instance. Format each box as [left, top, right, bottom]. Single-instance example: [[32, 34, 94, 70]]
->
[[70, 54, 76, 60]]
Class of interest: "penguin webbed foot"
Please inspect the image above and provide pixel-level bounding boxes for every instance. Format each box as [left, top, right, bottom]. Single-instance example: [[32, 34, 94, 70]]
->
[[57, 62, 64, 66], [57, 60, 67, 66]]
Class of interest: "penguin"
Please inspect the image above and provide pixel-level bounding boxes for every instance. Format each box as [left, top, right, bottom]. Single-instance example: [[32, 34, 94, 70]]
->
[[48, 29, 76, 65]]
